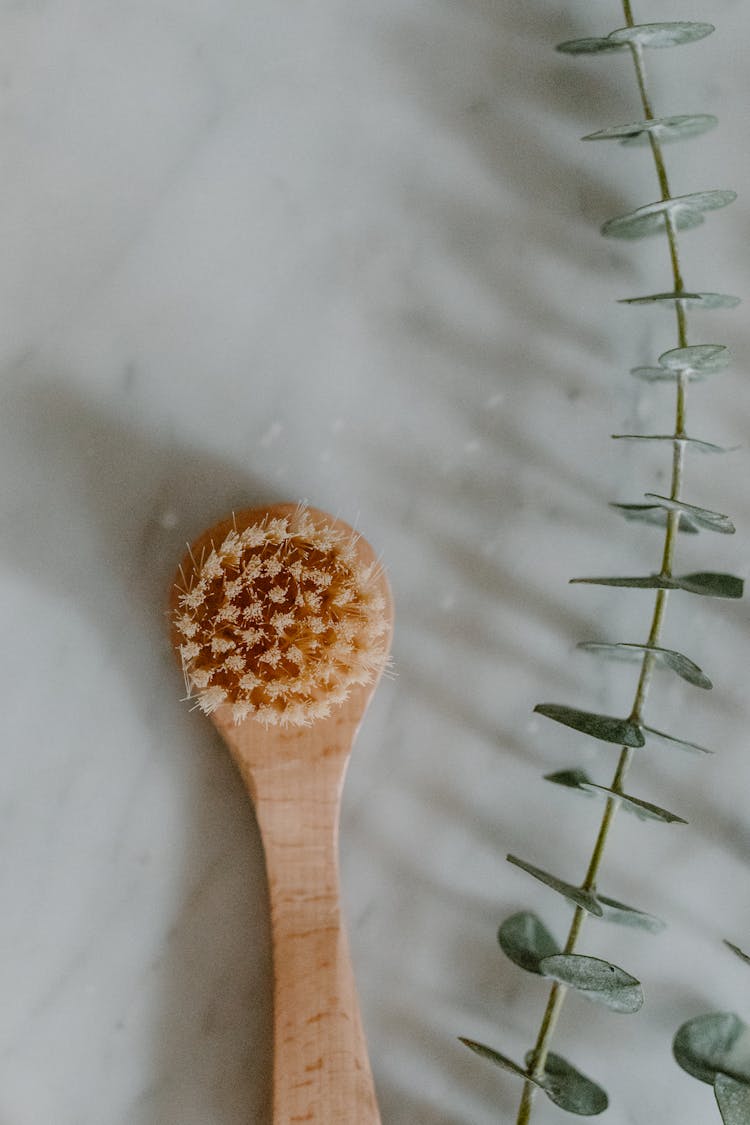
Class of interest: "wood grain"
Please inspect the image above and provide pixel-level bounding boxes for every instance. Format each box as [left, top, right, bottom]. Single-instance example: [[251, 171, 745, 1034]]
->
[[171, 504, 393, 1124]]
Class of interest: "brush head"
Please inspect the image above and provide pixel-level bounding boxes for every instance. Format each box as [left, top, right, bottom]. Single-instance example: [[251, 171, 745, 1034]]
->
[[172, 506, 390, 726]]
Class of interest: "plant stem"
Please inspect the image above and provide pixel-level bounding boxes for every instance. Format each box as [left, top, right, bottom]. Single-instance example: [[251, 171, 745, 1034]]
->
[[515, 3, 689, 1119], [630, 43, 656, 124]]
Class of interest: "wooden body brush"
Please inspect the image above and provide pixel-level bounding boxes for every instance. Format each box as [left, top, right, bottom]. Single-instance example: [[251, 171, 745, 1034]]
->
[[170, 503, 392, 1125]]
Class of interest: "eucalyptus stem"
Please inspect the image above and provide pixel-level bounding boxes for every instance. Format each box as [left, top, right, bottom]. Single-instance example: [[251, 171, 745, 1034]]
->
[[515, 2, 691, 1119], [460, 1, 739, 1115]]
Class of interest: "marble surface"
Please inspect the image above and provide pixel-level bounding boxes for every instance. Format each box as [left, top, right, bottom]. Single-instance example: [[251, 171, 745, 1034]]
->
[[1, 2, 750, 1123]]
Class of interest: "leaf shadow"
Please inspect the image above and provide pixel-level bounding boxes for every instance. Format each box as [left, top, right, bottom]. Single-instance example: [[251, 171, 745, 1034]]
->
[[0, 366, 280, 1124], [377, 1, 642, 387], [358, 2, 682, 1118]]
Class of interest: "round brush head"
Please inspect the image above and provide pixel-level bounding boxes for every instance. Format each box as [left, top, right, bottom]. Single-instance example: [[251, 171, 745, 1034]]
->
[[173, 507, 389, 726]]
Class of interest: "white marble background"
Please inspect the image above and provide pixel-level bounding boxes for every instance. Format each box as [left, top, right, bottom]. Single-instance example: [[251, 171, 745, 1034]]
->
[[1, 1, 749, 1123]]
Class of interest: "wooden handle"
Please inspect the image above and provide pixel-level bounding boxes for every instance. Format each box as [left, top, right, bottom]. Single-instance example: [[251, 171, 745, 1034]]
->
[[251, 754, 381, 1124], [171, 505, 393, 1125]]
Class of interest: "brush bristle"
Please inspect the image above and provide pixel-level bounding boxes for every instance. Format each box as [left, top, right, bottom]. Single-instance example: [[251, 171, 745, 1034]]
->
[[174, 509, 388, 725]]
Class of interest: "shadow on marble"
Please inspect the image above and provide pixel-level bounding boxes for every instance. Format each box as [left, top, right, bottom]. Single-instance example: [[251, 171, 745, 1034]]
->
[[3, 369, 544, 1124], [352, 434, 617, 768], [377, 1, 638, 389], [0, 372, 284, 1123], [354, 431, 616, 572], [376, 1005, 519, 1125], [335, 0, 642, 793], [401, 664, 534, 763], [351, 6, 670, 1119]]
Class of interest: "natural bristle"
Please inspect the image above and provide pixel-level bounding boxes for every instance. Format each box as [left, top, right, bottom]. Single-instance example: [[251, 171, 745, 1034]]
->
[[174, 509, 388, 725]]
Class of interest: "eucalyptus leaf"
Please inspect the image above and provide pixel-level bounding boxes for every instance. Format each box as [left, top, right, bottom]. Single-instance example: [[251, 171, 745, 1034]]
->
[[597, 894, 666, 933], [528, 1051, 609, 1115], [543, 770, 681, 823], [556, 36, 625, 56], [603, 202, 704, 241], [610, 502, 700, 533], [558, 21, 714, 56], [534, 703, 645, 747], [642, 724, 713, 756], [571, 573, 677, 591], [583, 114, 717, 145], [578, 638, 662, 660], [539, 953, 644, 1013], [724, 941, 750, 967], [544, 768, 594, 792], [676, 572, 744, 598], [571, 572, 743, 598], [620, 291, 741, 310], [506, 855, 603, 916], [684, 189, 737, 213], [660, 344, 731, 373], [674, 1012, 750, 1085], [612, 433, 732, 453], [581, 782, 687, 824], [498, 912, 561, 974], [644, 493, 735, 534], [608, 22, 714, 49], [630, 365, 677, 382], [715, 1072, 750, 1124], [653, 646, 712, 687], [459, 1038, 543, 1087], [630, 356, 729, 382], [578, 641, 712, 688], [602, 190, 735, 240]]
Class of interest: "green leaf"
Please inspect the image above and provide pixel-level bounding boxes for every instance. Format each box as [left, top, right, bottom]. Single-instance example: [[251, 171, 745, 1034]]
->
[[674, 1013, 750, 1085], [684, 190, 738, 214], [602, 190, 735, 240], [583, 114, 717, 146], [642, 724, 713, 756], [620, 291, 741, 310], [631, 342, 731, 382], [543, 771, 684, 825], [626, 115, 718, 146], [571, 572, 743, 598], [529, 1051, 609, 1115], [571, 573, 677, 591], [653, 646, 712, 687], [644, 494, 735, 534], [498, 912, 560, 974], [725, 941, 750, 967], [597, 894, 666, 933], [506, 855, 604, 916], [612, 433, 733, 453], [610, 502, 700, 533], [608, 22, 714, 49], [539, 953, 644, 1013], [459, 1038, 543, 1087], [578, 641, 712, 688], [630, 365, 678, 382], [581, 782, 687, 824], [677, 572, 744, 598], [544, 767, 595, 792], [715, 1073, 750, 1125], [557, 36, 625, 56], [603, 202, 704, 241], [558, 22, 714, 56], [660, 344, 731, 374], [463, 1040, 612, 1116], [534, 703, 645, 747]]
